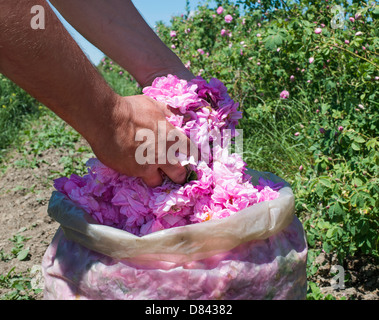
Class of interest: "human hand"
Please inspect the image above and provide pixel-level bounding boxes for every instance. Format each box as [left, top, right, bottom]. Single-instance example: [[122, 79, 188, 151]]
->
[[88, 95, 193, 187]]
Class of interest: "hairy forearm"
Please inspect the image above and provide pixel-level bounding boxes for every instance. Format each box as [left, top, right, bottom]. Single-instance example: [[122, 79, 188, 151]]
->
[[0, 0, 118, 142], [49, 0, 192, 86]]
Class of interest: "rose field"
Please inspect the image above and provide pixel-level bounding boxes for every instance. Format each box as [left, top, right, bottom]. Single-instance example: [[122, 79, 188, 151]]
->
[[0, 0, 378, 300]]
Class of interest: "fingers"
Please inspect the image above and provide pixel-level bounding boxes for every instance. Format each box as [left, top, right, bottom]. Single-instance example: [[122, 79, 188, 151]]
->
[[140, 167, 163, 188], [132, 97, 197, 186], [160, 162, 188, 185], [156, 101, 175, 118], [166, 126, 193, 159], [161, 127, 196, 185]]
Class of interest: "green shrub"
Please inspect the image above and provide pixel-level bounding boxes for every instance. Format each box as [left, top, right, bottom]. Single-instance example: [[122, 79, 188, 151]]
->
[[0, 74, 42, 162]]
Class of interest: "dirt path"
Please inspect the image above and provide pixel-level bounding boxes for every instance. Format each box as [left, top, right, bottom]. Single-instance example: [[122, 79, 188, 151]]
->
[[0, 138, 377, 300], [0, 146, 63, 299]]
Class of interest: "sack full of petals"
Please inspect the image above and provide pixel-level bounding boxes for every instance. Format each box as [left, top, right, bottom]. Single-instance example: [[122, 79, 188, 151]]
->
[[42, 75, 308, 300]]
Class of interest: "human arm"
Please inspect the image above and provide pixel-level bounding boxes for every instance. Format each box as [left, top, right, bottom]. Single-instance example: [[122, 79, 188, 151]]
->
[[0, 0, 190, 187], [49, 0, 194, 87]]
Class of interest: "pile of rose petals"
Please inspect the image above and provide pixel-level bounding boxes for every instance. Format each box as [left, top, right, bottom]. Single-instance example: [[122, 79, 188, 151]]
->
[[54, 75, 283, 236]]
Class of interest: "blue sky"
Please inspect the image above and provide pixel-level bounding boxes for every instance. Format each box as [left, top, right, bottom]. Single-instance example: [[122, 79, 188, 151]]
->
[[50, 0, 213, 66]]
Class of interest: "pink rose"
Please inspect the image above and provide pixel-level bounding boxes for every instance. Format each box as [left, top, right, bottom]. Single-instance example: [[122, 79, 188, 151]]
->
[[225, 14, 233, 23], [314, 28, 322, 34], [309, 57, 315, 63], [220, 28, 227, 36], [280, 90, 290, 99], [216, 6, 224, 14], [170, 30, 176, 37]]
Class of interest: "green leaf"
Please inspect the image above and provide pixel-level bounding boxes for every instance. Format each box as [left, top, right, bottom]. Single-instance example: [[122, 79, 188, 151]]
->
[[319, 177, 332, 188], [264, 33, 284, 50], [326, 80, 336, 90], [17, 249, 29, 261], [366, 138, 378, 149], [351, 142, 361, 151], [317, 220, 331, 229], [351, 193, 358, 207], [326, 227, 337, 238], [352, 177, 363, 187], [321, 103, 330, 114], [332, 202, 345, 216], [354, 136, 365, 144], [323, 241, 332, 253]]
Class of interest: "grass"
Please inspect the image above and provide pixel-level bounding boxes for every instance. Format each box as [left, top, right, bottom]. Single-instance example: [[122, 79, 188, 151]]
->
[[0, 75, 43, 163], [240, 95, 314, 182], [0, 228, 41, 300]]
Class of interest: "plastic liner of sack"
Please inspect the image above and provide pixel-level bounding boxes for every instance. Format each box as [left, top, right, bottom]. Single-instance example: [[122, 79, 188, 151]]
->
[[42, 169, 308, 300]]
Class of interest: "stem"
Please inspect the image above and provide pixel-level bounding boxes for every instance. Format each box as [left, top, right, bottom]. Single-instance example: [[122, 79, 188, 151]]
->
[[333, 44, 379, 69]]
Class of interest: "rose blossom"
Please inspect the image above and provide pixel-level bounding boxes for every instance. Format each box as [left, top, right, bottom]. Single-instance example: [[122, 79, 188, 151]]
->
[[280, 90, 290, 99], [216, 6, 224, 14], [225, 14, 233, 23], [314, 28, 322, 34]]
